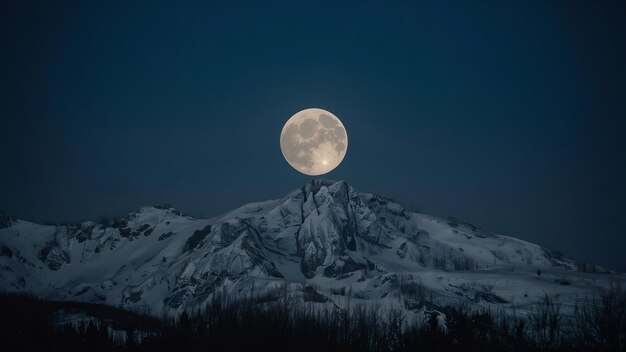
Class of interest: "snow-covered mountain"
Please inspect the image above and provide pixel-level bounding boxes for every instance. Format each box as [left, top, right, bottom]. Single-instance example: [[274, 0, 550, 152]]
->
[[0, 180, 621, 317]]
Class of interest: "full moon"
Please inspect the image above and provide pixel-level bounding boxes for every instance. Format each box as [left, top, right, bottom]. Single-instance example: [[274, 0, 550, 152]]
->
[[280, 108, 348, 176]]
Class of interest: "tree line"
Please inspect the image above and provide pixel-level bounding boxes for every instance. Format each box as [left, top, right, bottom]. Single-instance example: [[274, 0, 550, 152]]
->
[[1, 282, 624, 351]]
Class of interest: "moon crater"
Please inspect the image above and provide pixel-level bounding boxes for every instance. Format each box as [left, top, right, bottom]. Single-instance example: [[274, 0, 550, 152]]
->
[[280, 108, 348, 176]]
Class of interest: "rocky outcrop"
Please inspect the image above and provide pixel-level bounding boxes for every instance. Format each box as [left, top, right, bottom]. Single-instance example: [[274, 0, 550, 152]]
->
[[0, 212, 14, 229]]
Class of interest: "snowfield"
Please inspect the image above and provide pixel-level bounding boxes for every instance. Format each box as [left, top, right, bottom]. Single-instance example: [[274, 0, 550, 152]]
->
[[0, 180, 622, 320]]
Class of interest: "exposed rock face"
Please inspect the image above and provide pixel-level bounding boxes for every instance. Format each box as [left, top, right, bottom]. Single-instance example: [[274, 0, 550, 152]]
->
[[37, 241, 70, 270], [0, 181, 618, 316], [295, 180, 376, 278]]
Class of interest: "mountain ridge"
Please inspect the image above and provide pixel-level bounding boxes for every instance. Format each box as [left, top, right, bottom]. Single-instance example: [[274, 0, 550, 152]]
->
[[0, 180, 621, 317]]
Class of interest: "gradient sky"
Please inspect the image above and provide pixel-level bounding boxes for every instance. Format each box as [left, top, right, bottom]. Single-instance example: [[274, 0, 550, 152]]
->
[[1, 1, 625, 270]]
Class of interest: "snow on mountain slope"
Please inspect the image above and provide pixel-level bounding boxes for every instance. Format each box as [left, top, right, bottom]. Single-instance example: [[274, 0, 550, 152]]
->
[[0, 180, 621, 317]]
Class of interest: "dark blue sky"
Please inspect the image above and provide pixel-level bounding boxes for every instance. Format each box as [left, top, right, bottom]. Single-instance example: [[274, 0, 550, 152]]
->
[[1, 1, 625, 270]]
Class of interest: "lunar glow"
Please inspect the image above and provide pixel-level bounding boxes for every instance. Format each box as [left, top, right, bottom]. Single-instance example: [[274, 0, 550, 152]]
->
[[280, 108, 348, 176]]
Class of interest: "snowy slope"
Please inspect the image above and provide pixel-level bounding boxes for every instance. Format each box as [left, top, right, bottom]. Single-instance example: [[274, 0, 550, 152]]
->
[[0, 180, 621, 317]]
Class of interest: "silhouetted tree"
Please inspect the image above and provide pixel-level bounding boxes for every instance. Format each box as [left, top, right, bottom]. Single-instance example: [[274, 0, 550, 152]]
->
[[529, 294, 562, 351], [574, 281, 626, 351]]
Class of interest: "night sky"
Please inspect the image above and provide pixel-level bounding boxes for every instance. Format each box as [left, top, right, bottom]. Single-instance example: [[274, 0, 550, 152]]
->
[[1, 1, 625, 270]]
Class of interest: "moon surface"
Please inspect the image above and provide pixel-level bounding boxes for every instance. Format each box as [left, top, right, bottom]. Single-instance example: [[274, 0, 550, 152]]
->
[[280, 108, 348, 176]]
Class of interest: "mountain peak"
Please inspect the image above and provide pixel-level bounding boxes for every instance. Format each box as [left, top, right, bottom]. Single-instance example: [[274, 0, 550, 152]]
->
[[127, 205, 187, 220], [302, 178, 345, 191]]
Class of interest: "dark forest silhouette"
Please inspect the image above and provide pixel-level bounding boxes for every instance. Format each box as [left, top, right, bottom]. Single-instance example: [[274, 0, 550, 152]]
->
[[2, 283, 624, 352]]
